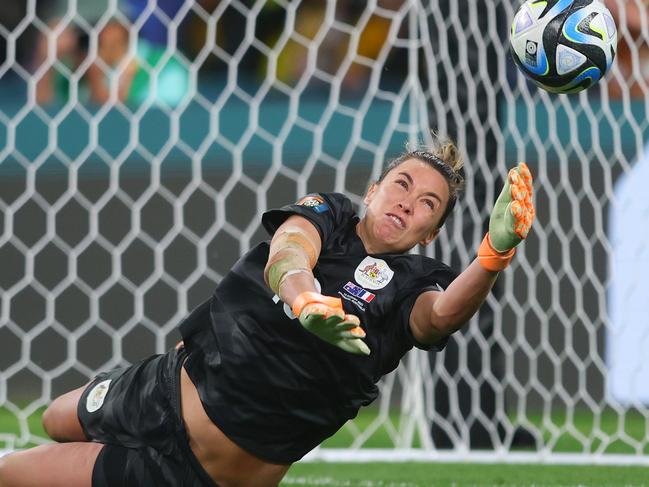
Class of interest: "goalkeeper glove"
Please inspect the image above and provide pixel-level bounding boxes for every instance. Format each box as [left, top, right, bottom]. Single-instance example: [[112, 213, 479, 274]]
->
[[292, 291, 370, 356], [479, 162, 535, 271]]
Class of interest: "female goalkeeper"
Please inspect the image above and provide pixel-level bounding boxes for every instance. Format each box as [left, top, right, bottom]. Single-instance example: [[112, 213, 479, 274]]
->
[[0, 138, 534, 487]]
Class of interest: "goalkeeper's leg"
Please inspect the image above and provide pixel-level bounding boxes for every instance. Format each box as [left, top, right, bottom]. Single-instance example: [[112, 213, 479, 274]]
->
[[42, 384, 91, 442], [0, 442, 103, 487]]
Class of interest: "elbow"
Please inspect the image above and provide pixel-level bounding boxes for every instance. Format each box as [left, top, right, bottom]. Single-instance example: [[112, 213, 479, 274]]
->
[[428, 308, 471, 336], [443, 318, 468, 336]]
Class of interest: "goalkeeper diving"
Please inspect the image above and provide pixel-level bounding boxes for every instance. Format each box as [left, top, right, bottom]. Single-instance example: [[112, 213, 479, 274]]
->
[[0, 135, 535, 487]]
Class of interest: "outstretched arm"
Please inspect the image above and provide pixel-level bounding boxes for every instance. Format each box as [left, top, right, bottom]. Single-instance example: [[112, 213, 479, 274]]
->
[[264, 214, 322, 304], [265, 215, 370, 355], [410, 163, 535, 344]]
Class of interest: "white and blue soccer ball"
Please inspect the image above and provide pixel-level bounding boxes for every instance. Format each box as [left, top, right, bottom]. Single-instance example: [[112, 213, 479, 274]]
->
[[510, 0, 617, 93]]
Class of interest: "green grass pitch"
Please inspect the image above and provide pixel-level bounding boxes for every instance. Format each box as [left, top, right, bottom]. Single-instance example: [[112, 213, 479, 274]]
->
[[283, 462, 648, 486], [1, 407, 648, 486]]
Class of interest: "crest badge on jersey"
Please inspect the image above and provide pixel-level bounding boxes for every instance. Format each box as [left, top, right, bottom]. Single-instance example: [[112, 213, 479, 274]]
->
[[354, 256, 394, 290], [86, 379, 112, 413], [297, 195, 329, 213]]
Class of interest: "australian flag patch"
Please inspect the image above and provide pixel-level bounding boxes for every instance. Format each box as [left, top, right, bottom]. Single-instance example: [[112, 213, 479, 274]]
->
[[343, 281, 375, 303]]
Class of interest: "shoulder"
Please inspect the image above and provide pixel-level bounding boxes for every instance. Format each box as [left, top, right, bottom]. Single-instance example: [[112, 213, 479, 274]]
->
[[262, 192, 358, 244], [301, 192, 357, 224], [317, 192, 355, 214]]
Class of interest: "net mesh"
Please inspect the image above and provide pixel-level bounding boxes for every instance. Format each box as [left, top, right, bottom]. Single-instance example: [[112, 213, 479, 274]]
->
[[0, 0, 648, 462]]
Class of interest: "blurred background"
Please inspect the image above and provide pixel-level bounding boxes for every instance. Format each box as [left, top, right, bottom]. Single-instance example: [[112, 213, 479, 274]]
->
[[0, 0, 648, 458]]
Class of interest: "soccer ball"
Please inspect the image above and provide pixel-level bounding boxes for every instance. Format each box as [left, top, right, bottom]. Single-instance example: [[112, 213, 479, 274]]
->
[[510, 0, 617, 94]]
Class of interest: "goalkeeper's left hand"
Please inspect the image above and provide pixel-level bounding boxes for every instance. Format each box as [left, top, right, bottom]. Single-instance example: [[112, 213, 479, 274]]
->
[[478, 162, 535, 271], [292, 291, 370, 356]]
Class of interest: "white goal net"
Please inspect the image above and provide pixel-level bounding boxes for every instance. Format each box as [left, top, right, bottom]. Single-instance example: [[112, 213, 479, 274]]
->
[[1, 0, 648, 465]]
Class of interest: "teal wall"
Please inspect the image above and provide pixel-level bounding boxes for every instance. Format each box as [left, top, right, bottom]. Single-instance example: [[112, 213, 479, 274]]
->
[[502, 98, 648, 164], [0, 78, 646, 175], [0, 85, 414, 176]]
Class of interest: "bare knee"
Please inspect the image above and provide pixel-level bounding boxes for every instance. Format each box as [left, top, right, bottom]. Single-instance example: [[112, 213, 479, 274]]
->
[[43, 400, 76, 442], [0, 451, 21, 487], [42, 399, 64, 440], [0, 452, 22, 487], [42, 386, 88, 442]]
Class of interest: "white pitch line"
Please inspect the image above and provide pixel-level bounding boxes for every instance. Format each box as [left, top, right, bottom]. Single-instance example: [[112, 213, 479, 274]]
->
[[282, 478, 420, 487], [301, 449, 649, 466]]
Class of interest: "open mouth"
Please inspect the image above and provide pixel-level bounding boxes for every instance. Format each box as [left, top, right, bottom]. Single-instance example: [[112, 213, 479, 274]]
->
[[386, 213, 405, 229]]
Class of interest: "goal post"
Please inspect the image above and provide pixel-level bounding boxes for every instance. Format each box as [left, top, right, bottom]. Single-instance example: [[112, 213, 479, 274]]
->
[[0, 0, 648, 465]]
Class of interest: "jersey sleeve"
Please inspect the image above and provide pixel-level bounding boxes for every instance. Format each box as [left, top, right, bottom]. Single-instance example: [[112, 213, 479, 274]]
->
[[390, 260, 458, 351], [262, 192, 354, 245]]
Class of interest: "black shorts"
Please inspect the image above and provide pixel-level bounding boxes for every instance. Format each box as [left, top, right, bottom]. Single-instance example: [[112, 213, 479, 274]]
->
[[77, 348, 219, 487]]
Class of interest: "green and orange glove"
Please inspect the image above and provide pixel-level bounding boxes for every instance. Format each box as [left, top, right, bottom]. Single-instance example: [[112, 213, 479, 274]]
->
[[478, 162, 535, 271], [292, 292, 370, 356]]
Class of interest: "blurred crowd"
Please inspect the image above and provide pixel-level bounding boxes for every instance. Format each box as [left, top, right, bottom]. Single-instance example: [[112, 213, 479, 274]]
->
[[604, 0, 649, 99], [0, 0, 645, 107], [0, 0, 409, 107]]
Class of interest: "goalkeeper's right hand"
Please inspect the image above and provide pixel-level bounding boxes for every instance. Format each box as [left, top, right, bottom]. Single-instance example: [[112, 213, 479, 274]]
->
[[292, 291, 370, 356]]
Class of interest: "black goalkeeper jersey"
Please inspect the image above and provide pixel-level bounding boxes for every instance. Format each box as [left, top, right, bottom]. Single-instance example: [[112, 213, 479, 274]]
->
[[180, 192, 457, 464]]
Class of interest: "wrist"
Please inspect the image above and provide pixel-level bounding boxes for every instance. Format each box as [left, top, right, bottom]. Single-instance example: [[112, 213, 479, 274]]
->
[[478, 233, 515, 272], [278, 269, 316, 309], [292, 291, 321, 318], [292, 291, 343, 318]]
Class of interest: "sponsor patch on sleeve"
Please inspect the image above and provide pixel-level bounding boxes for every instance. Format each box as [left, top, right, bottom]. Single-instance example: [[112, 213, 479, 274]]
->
[[297, 195, 329, 213], [86, 379, 112, 413]]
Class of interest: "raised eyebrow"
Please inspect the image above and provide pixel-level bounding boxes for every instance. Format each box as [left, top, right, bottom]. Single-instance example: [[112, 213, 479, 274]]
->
[[396, 172, 414, 186], [423, 192, 442, 204], [396, 172, 442, 204]]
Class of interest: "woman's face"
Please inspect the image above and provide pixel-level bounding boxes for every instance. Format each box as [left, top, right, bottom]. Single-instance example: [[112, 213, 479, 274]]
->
[[98, 23, 129, 66], [361, 158, 451, 254]]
